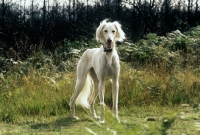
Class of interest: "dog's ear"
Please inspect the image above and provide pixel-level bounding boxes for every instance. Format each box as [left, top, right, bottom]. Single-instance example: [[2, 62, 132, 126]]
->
[[113, 21, 125, 42], [96, 20, 107, 42]]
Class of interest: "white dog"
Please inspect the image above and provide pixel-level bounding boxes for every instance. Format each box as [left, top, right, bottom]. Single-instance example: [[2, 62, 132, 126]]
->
[[70, 19, 125, 123]]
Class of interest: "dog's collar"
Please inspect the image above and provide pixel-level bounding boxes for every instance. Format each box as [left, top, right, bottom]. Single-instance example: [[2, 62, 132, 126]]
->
[[103, 47, 112, 52]]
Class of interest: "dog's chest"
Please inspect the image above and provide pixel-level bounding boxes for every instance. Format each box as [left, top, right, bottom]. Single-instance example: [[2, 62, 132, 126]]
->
[[93, 50, 119, 79], [103, 58, 119, 78], [105, 64, 116, 77]]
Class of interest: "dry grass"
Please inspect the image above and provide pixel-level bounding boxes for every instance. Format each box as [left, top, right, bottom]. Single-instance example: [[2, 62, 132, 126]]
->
[[1, 61, 200, 124]]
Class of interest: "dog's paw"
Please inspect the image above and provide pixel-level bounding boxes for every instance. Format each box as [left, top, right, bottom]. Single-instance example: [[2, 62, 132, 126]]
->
[[93, 115, 100, 119], [117, 117, 121, 123], [71, 116, 79, 120], [99, 120, 105, 124]]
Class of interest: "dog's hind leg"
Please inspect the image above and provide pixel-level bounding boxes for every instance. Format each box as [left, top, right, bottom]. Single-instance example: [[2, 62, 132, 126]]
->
[[70, 79, 86, 119], [70, 60, 89, 119], [89, 68, 100, 119]]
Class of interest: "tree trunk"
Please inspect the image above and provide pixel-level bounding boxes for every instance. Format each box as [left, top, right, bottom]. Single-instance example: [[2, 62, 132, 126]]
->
[[73, 0, 76, 22], [43, 0, 46, 32], [68, 0, 71, 21], [2, 0, 5, 32], [187, 0, 191, 24]]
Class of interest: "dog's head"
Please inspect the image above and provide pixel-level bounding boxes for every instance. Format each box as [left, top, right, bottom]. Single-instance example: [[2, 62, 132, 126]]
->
[[96, 19, 125, 51]]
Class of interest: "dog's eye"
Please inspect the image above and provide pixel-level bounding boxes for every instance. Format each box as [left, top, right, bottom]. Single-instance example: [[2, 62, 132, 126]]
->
[[104, 30, 108, 33], [112, 30, 115, 33]]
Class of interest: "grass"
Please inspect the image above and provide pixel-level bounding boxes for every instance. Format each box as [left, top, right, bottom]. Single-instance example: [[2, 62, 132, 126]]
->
[[0, 68, 76, 123], [0, 106, 200, 134], [1, 62, 199, 122], [0, 62, 199, 134]]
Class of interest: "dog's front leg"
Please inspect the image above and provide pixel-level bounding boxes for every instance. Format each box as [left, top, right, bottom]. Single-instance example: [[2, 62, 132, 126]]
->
[[99, 81, 105, 124], [112, 79, 120, 123]]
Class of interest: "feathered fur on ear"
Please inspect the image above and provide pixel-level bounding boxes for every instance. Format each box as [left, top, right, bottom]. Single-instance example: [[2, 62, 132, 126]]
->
[[113, 21, 126, 42], [96, 19, 107, 43]]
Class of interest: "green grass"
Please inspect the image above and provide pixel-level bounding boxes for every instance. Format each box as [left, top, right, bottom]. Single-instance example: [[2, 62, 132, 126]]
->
[[0, 68, 75, 123], [0, 62, 199, 134], [1, 62, 199, 123], [0, 106, 200, 134]]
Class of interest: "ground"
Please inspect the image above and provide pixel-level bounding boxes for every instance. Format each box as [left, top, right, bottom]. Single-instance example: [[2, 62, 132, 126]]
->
[[0, 105, 199, 135]]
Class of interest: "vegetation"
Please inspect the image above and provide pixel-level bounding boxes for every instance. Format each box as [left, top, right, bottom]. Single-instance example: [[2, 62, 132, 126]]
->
[[0, 24, 200, 134], [1, 0, 200, 60]]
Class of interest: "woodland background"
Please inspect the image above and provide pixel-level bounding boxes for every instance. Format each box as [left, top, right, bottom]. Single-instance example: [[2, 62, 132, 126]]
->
[[0, 0, 200, 60]]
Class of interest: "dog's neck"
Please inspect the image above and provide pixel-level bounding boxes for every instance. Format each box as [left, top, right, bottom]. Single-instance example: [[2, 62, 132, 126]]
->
[[103, 47, 112, 52], [101, 44, 117, 65]]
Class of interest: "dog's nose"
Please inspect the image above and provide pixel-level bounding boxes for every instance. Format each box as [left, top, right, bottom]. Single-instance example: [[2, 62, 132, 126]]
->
[[107, 39, 112, 43]]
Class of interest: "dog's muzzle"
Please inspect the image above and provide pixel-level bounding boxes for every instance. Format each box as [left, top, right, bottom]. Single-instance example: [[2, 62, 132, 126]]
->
[[104, 39, 113, 52], [106, 39, 112, 48]]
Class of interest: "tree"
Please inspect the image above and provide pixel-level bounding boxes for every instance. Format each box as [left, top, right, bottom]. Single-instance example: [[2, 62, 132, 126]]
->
[[161, 0, 172, 34], [1, 0, 5, 32], [187, 0, 192, 24]]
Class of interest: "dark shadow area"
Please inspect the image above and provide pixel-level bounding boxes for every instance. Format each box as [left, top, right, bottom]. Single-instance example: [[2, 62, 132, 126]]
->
[[1, 0, 200, 61], [30, 116, 94, 131]]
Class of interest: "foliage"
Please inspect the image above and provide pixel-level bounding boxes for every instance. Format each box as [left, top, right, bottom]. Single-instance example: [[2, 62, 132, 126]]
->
[[119, 28, 200, 70]]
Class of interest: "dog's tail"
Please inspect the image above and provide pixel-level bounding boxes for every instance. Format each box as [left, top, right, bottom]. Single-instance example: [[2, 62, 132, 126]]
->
[[75, 75, 92, 108]]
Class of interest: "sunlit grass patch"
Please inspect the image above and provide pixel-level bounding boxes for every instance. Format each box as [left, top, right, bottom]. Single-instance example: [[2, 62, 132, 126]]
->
[[0, 68, 77, 123]]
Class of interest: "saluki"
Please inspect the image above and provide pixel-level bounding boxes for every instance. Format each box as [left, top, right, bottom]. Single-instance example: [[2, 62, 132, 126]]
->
[[70, 19, 125, 124]]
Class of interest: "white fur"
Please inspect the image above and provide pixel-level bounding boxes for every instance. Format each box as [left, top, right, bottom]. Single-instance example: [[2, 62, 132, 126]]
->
[[70, 19, 125, 123], [75, 75, 91, 108]]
